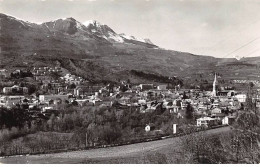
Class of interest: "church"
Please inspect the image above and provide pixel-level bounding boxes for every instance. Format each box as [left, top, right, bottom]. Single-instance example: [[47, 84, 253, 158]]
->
[[212, 73, 218, 97]]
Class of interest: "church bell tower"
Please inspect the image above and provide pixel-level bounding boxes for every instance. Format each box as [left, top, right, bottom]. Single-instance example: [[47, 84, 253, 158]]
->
[[212, 73, 218, 97]]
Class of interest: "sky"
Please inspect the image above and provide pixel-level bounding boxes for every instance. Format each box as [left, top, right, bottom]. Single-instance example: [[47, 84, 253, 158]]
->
[[1, 0, 260, 58]]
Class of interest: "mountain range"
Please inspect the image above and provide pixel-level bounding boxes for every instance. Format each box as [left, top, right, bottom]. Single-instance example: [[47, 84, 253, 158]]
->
[[1, 13, 260, 84]]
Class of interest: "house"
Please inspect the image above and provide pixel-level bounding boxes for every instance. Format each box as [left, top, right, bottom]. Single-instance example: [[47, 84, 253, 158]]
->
[[196, 117, 217, 127], [164, 101, 180, 113], [91, 99, 103, 106], [180, 101, 188, 109], [222, 116, 236, 125], [211, 107, 222, 114], [3, 85, 28, 94], [42, 109, 60, 117], [195, 108, 208, 116], [157, 85, 167, 90], [140, 104, 148, 113], [0, 96, 25, 108], [177, 112, 184, 119], [34, 75, 53, 82], [197, 117, 217, 127], [74, 86, 102, 96], [219, 101, 231, 108], [138, 99, 146, 105], [145, 124, 155, 132], [169, 106, 179, 113], [0, 69, 8, 79], [211, 113, 226, 121], [100, 101, 112, 107], [39, 94, 69, 103], [234, 94, 246, 103], [118, 96, 131, 104], [139, 84, 154, 91], [2, 87, 12, 94], [61, 74, 83, 85], [11, 69, 22, 76], [32, 66, 59, 75], [227, 90, 236, 97], [218, 90, 236, 97]]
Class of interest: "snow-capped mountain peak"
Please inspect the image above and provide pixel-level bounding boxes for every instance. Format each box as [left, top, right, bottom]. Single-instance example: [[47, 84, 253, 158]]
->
[[83, 20, 103, 27], [119, 33, 154, 45], [0, 13, 156, 47], [82, 20, 125, 42]]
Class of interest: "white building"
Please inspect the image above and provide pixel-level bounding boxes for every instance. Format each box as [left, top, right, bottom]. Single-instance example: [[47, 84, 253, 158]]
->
[[139, 84, 154, 91], [138, 99, 146, 104], [234, 94, 246, 103], [211, 107, 222, 114], [61, 73, 83, 85], [222, 116, 229, 125], [157, 85, 167, 90], [39, 94, 69, 103], [196, 117, 216, 127], [3, 85, 28, 94], [3, 87, 12, 94], [145, 125, 151, 132], [222, 116, 236, 125]]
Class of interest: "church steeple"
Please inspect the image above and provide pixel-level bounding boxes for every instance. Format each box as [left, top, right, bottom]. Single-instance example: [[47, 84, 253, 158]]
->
[[212, 73, 218, 97]]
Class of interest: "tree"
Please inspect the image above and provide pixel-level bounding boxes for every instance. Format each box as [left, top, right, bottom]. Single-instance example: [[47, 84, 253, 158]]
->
[[27, 84, 36, 95], [119, 85, 128, 92], [183, 92, 188, 99], [69, 83, 76, 89], [50, 72, 61, 80], [180, 127, 228, 163], [220, 111, 260, 164], [246, 82, 257, 113], [185, 103, 194, 120], [47, 83, 52, 90], [179, 111, 260, 163], [49, 99, 54, 105], [72, 100, 78, 106]]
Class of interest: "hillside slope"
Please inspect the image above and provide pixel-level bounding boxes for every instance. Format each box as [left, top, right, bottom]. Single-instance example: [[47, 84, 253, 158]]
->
[[1, 13, 260, 83]]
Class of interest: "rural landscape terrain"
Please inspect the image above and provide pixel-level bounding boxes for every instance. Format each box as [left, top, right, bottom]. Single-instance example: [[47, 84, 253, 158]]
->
[[0, 127, 231, 164], [0, 9, 260, 164]]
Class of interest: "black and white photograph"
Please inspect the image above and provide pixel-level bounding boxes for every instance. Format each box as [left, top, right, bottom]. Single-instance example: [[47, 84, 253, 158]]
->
[[0, 0, 260, 164]]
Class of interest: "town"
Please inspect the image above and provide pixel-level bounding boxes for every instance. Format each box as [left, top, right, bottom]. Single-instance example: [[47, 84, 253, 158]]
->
[[0, 65, 254, 132]]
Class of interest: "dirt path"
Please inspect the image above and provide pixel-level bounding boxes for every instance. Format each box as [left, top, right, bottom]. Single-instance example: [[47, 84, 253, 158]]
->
[[0, 126, 231, 164]]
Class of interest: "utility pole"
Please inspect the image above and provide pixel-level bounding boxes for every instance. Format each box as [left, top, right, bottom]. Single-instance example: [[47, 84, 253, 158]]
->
[[246, 82, 254, 111]]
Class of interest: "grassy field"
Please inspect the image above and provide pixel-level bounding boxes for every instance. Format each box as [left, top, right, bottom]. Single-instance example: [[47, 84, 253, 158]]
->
[[0, 126, 231, 164]]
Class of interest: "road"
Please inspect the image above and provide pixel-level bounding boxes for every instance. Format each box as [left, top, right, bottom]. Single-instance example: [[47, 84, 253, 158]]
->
[[0, 126, 231, 164]]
